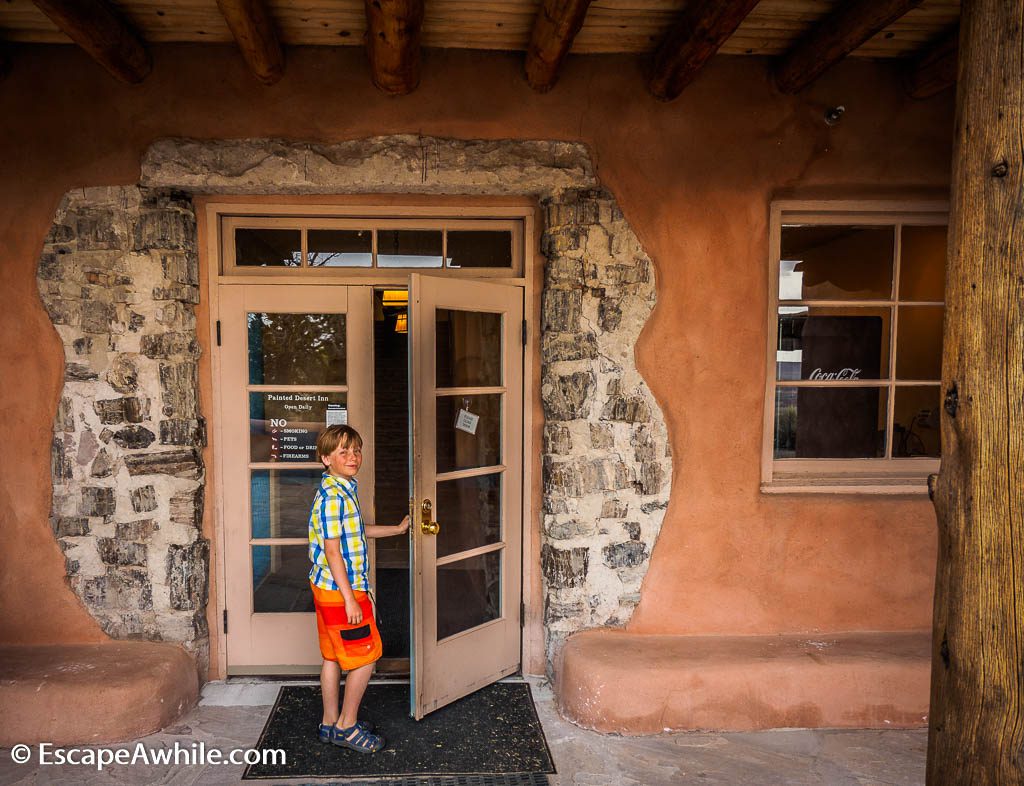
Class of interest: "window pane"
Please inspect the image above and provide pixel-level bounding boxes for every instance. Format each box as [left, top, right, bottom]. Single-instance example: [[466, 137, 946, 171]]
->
[[308, 229, 372, 268], [250, 469, 324, 539], [436, 473, 502, 559], [893, 386, 941, 458], [896, 306, 944, 380], [436, 309, 502, 387], [774, 387, 887, 459], [236, 228, 302, 267], [248, 312, 346, 386], [436, 394, 502, 473], [446, 230, 513, 268], [779, 226, 894, 300], [777, 307, 890, 381], [250, 391, 347, 463], [252, 545, 314, 613], [377, 230, 443, 267], [437, 550, 501, 640], [899, 226, 947, 301]]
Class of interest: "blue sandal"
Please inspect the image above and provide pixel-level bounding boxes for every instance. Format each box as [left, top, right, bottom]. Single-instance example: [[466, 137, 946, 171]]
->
[[329, 723, 385, 754], [318, 720, 373, 743]]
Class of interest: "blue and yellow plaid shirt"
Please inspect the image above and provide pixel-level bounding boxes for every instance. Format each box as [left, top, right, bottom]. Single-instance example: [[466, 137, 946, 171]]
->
[[308, 473, 368, 592]]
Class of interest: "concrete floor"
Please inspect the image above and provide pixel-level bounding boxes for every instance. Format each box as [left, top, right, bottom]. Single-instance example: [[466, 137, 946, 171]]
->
[[0, 678, 927, 785]]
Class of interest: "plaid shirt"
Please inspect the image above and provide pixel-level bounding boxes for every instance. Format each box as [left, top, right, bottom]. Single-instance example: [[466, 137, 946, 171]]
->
[[308, 473, 368, 592]]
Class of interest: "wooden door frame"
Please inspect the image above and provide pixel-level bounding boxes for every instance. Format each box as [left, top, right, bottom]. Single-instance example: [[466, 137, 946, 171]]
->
[[197, 195, 543, 681]]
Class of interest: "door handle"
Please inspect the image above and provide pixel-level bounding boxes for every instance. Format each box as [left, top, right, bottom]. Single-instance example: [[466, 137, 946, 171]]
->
[[420, 499, 440, 535]]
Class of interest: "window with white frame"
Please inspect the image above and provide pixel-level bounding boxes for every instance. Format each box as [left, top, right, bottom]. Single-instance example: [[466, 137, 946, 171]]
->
[[764, 203, 947, 492]]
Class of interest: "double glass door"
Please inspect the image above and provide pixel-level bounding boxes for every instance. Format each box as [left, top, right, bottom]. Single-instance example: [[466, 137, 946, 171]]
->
[[218, 278, 523, 718]]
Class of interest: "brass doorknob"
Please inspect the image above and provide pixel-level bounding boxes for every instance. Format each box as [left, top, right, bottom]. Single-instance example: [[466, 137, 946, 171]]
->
[[420, 499, 440, 535]]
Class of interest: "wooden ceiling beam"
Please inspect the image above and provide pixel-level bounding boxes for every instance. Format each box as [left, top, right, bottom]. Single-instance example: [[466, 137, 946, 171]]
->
[[0, 47, 10, 82], [647, 0, 761, 102], [31, 0, 151, 84], [905, 26, 958, 100], [215, 0, 284, 86], [365, 0, 424, 96], [774, 0, 924, 94], [524, 0, 594, 93]]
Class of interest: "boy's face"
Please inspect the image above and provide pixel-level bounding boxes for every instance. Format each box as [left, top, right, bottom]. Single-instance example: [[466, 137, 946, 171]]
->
[[322, 439, 362, 479]]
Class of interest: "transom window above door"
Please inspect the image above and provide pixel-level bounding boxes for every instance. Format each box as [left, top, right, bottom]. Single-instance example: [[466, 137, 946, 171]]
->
[[221, 216, 522, 276], [763, 201, 948, 494]]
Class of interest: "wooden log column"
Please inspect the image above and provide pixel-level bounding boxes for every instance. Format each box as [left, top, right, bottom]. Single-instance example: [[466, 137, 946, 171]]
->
[[927, 1, 1024, 783]]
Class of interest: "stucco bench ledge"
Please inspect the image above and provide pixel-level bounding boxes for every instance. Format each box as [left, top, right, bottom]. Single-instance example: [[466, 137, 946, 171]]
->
[[556, 628, 931, 734], [0, 642, 199, 746]]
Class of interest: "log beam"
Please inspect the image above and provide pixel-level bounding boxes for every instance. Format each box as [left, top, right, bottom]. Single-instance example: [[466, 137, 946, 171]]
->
[[31, 0, 150, 84], [0, 47, 10, 82], [774, 0, 923, 94], [648, 0, 761, 101], [927, 0, 1024, 782], [524, 0, 593, 93], [364, 0, 424, 96], [904, 26, 958, 100], [215, 0, 284, 86]]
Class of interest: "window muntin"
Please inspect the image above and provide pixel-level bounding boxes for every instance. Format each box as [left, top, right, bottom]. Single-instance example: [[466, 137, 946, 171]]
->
[[767, 205, 947, 490]]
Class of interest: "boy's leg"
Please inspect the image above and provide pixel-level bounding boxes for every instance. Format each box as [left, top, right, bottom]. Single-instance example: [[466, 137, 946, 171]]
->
[[320, 658, 342, 726], [338, 663, 374, 730]]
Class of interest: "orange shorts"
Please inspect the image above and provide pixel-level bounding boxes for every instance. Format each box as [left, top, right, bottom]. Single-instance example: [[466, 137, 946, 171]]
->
[[311, 583, 383, 669]]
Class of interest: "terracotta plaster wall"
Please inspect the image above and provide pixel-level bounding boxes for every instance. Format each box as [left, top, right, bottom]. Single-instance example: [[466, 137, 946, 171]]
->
[[0, 44, 950, 647]]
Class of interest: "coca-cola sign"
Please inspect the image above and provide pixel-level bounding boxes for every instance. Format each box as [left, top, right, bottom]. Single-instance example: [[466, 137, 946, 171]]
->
[[809, 367, 862, 381]]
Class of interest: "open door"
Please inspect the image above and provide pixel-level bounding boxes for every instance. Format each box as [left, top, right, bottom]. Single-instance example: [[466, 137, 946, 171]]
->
[[409, 274, 524, 719]]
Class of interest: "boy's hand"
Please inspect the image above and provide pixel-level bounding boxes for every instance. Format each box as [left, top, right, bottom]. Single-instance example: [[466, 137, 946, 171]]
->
[[396, 515, 411, 535], [344, 596, 363, 625]]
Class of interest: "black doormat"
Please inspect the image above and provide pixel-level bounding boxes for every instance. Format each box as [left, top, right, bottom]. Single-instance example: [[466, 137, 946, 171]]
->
[[243, 682, 555, 780]]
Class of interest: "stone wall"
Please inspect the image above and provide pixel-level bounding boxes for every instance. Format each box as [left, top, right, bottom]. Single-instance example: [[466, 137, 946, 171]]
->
[[38, 137, 670, 672], [38, 187, 209, 671]]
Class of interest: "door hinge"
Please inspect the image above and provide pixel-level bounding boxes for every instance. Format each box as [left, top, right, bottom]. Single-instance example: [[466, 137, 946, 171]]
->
[[216, 320, 222, 347], [222, 609, 228, 634], [520, 601, 526, 628], [521, 319, 527, 346]]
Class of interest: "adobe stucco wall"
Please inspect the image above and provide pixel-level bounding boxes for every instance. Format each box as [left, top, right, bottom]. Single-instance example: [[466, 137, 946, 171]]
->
[[0, 45, 949, 660]]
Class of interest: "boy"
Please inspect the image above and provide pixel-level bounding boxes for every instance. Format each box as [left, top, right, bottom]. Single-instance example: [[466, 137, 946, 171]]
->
[[309, 424, 410, 753]]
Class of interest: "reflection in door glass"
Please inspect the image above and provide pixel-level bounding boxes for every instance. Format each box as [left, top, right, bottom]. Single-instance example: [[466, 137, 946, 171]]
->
[[893, 386, 941, 458], [436, 394, 501, 472], [250, 469, 324, 539], [248, 312, 346, 386], [252, 545, 315, 613], [437, 550, 501, 640], [774, 387, 887, 459], [250, 391, 347, 463], [436, 473, 501, 559], [436, 310, 502, 388]]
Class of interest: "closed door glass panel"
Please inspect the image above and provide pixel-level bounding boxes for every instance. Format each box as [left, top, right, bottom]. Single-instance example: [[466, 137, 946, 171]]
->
[[251, 469, 324, 538], [250, 391, 347, 462], [436, 394, 501, 472], [899, 226, 947, 302], [378, 230, 443, 267], [308, 229, 372, 268], [436, 473, 501, 559], [437, 550, 501, 640], [446, 230, 513, 268], [236, 228, 302, 267], [777, 307, 890, 381], [774, 387, 887, 459], [896, 306, 944, 380], [779, 226, 894, 300], [436, 309, 502, 388], [893, 386, 942, 458], [252, 545, 314, 613], [248, 312, 346, 385]]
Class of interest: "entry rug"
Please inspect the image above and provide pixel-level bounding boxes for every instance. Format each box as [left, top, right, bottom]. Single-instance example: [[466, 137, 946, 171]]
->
[[243, 682, 555, 780]]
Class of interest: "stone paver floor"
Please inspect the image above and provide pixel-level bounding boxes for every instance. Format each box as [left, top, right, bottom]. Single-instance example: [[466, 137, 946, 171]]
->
[[0, 678, 927, 785]]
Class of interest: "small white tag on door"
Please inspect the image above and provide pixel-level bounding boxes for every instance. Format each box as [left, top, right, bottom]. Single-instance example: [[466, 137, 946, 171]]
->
[[326, 404, 348, 426], [454, 408, 480, 435]]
